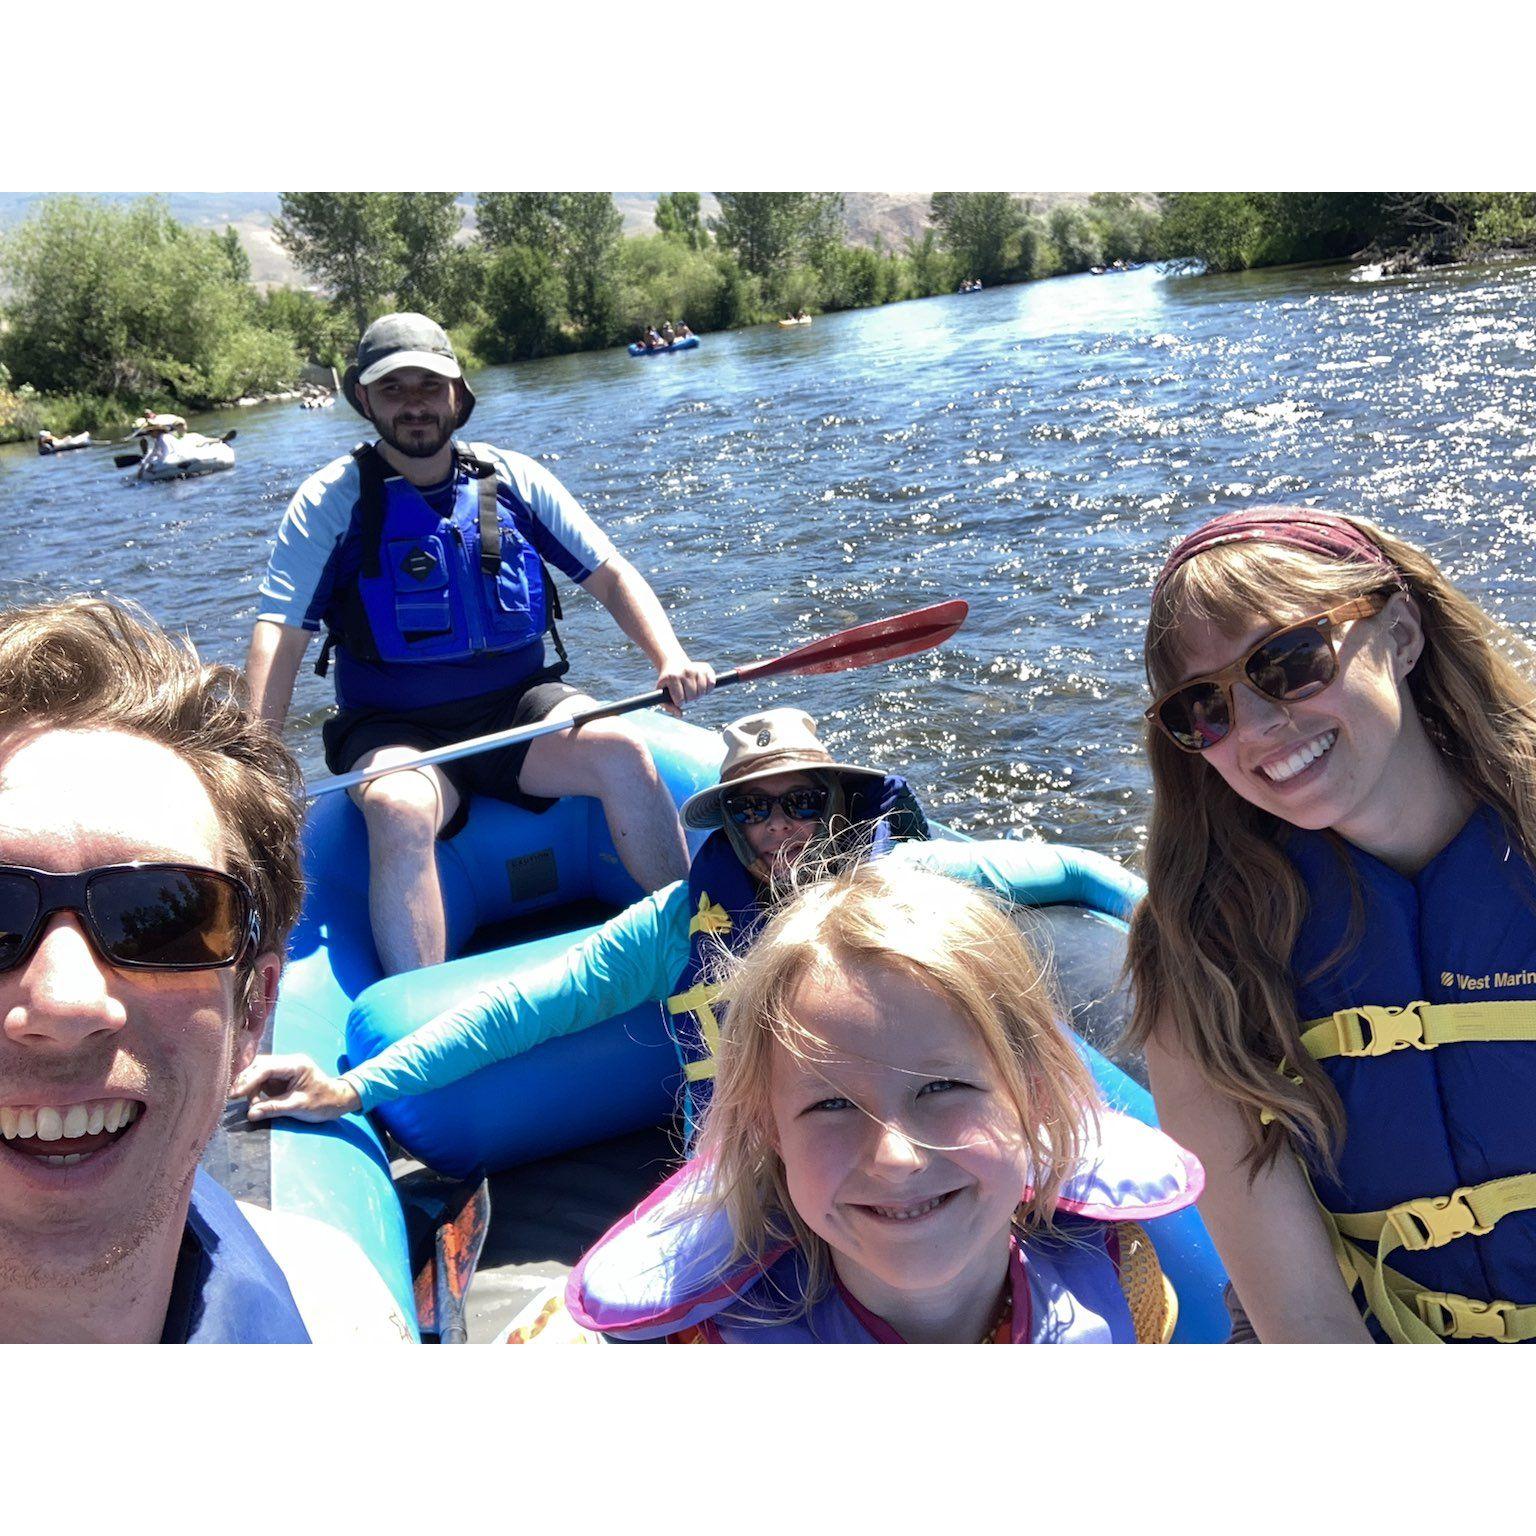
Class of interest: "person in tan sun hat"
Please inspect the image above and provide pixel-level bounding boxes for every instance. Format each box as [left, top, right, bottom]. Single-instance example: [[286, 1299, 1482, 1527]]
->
[[678, 708, 893, 882], [234, 707, 928, 1145]]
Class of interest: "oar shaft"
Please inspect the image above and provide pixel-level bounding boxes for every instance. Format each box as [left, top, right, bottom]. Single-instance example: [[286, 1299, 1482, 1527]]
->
[[309, 668, 746, 799], [301, 600, 965, 802]]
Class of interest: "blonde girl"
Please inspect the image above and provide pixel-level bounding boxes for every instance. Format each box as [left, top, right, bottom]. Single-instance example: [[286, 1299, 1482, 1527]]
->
[[512, 859, 1202, 1344]]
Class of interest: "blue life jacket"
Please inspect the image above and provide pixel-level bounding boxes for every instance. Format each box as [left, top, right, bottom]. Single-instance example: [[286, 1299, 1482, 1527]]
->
[[565, 1109, 1203, 1343], [1288, 804, 1536, 1342], [318, 442, 568, 710], [161, 1170, 312, 1344], [664, 776, 928, 1140]]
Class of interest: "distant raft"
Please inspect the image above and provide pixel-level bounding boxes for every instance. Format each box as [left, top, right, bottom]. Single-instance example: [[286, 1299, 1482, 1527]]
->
[[628, 336, 700, 357], [37, 431, 92, 455], [135, 434, 236, 481]]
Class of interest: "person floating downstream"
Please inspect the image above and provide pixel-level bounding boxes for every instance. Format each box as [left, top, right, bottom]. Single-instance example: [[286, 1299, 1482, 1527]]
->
[[244, 311, 717, 977], [231, 708, 929, 1134], [0, 597, 407, 1343], [1129, 506, 1536, 1343], [502, 860, 1202, 1344], [132, 411, 188, 477]]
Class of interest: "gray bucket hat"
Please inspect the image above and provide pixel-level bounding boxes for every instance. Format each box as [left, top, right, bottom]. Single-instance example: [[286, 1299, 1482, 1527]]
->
[[342, 312, 476, 428]]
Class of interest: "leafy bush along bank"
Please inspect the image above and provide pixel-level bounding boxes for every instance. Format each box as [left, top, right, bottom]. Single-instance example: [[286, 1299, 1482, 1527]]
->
[[1154, 193, 1536, 274], [4, 191, 1530, 442]]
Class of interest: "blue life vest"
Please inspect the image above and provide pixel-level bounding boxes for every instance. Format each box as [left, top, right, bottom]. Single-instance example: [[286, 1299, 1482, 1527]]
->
[[319, 442, 567, 711], [664, 776, 928, 1139], [161, 1171, 312, 1344], [565, 1109, 1203, 1343], [1288, 804, 1536, 1342]]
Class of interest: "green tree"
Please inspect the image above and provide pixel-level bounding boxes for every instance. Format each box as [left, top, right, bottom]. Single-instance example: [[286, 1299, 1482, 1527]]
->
[[0, 195, 298, 406], [615, 235, 729, 333], [929, 193, 1026, 284], [903, 228, 955, 296], [711, 193, 841, 278], [259, 286, 353, 367], [477, 244, 568, 361], [802, 194, 848, 273], [1088, 193, 1158, 264], [392, 193, 465, 319], [1155, 193, 1270, 271], [274, 193, 405, 333], [558, 193, 624, 342], [475, 193, 565, 257], [655, 192, 707, 249], [219, 226, 252, 285], [1047, 205, 1105, 273], [820, 245, 891, 311]]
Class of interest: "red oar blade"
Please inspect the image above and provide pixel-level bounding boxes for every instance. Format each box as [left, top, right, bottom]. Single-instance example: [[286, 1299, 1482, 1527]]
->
[[737, 599, 968, 682]]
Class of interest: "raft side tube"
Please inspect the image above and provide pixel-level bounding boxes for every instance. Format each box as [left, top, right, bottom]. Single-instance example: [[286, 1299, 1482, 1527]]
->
[[245, 709, 721, 1330]]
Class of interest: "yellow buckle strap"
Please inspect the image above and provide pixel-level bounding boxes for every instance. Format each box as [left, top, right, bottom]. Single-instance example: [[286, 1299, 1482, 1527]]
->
[[1300, 999, 1536, 1062], [1413, 1290, 1536, 1343], [666, 981, 722, 1083], [1385, 1186, 1496, 1253], [1334, 1174, 1536, 1252], [1327, 1172, 1536, 1343], [1303, 1003, 1429, 1058], [687, 894, 733, 938]]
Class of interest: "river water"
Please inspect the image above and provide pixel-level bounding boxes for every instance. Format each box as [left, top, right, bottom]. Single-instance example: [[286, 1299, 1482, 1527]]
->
[[4, 259, 1534, 863]]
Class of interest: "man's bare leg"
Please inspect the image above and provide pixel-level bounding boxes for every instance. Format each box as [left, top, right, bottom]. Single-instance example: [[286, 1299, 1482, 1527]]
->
[[348, 748, 459, 975], [518, 697, 688, 891]]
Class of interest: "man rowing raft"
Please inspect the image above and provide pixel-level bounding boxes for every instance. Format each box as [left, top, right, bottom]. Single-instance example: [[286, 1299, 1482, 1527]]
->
[[244, 311, 717, 976]]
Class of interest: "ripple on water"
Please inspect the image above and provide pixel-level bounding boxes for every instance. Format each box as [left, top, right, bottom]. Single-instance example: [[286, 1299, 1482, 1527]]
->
[[2, 260, 1534, 861]]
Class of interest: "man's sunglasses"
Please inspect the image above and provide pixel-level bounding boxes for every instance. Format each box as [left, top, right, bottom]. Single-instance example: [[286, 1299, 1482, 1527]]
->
[[1146, 596, 1387, 753], [721, 786, 830, 828], [0, 863, 258, 973]]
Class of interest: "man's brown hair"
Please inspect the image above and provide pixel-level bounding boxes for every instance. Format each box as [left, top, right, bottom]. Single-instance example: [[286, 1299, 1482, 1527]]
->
[[0, 597, 305, 1001]]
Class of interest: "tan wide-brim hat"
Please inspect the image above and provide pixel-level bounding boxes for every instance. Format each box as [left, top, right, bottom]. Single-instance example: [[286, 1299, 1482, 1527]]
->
[[679, 708, 885, 831]]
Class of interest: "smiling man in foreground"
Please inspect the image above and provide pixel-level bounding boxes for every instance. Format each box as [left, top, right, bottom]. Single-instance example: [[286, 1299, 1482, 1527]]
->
[[0, 597, 395, 1342]]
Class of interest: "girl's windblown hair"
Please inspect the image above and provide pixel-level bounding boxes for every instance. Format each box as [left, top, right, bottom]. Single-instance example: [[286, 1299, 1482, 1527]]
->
[[1126, 511, 1536, 1172], [694, 857, 1097, 1302]]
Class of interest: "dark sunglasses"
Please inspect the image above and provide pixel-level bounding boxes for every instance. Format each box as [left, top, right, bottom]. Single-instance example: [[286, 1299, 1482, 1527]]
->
[[0, 863, 258, 973], [1146, 596, 1388, 753], [721, 785, 830, 828]]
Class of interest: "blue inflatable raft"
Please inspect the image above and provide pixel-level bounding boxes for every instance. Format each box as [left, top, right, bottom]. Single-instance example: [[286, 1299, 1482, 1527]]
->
[[628, 336, 700, 356], [206, 709, 1229, 1341]]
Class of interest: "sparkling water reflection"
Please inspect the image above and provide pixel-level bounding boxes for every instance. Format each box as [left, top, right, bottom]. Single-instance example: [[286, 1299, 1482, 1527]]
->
[[3, 258, 1533, 862]]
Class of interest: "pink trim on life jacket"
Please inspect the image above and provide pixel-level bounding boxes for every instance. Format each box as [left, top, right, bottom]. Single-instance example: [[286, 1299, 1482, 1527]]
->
[[569, 1108, 1201, 1339]]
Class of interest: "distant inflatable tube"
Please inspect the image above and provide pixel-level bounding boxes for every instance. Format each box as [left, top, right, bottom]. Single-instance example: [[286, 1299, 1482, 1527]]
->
[[138, 438, 236, 480], [627, 336, 700, 356]]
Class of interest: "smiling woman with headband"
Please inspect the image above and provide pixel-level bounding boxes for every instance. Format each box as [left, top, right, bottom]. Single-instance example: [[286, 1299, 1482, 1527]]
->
[[1127, 505, 1536, 1343]]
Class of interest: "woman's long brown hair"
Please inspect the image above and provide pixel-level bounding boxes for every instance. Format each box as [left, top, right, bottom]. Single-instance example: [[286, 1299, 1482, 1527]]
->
[[1125, 514, 1536, 1173]]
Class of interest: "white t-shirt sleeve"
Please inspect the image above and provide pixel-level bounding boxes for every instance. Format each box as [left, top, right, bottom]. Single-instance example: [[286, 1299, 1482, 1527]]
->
[[256, 454, 363, 630]]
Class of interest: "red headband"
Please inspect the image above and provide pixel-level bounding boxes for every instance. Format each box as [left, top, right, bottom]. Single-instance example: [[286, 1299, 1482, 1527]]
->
[[1152, 508, 1399, 603]]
